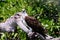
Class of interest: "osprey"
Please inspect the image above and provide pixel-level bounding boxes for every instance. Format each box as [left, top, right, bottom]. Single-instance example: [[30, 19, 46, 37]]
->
[[14, 9, 53, 39], [15, 9, 46, 38]]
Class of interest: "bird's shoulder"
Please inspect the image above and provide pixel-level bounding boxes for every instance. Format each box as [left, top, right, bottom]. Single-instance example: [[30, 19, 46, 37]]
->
[[25, 16, 37, 21]]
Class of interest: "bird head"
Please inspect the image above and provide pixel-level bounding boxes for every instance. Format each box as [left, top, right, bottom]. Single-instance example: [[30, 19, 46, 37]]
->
[[14, 9, 28, 19]]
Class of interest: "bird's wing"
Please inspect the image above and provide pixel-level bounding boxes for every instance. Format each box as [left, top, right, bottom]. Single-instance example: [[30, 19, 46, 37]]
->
[[25, 16, 46, 37], [25, 16, 44, 30]]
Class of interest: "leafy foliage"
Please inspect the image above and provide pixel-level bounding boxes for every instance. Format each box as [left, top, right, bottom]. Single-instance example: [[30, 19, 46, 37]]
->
[[0, 0, 60, 40]]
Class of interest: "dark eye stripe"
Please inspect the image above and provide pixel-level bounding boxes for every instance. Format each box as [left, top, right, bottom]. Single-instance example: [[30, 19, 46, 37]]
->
[[16, 14, 21, 16]]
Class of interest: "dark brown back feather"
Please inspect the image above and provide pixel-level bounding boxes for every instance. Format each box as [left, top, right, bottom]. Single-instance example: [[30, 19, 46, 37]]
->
[[25, 16, 46, 37]]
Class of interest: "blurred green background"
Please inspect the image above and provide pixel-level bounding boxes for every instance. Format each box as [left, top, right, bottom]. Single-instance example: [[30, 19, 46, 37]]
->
[[0, 0, 60, 40]]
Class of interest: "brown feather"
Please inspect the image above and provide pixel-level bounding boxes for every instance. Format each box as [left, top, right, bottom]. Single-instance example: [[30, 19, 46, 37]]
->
[[25, 16, 46, 37]]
